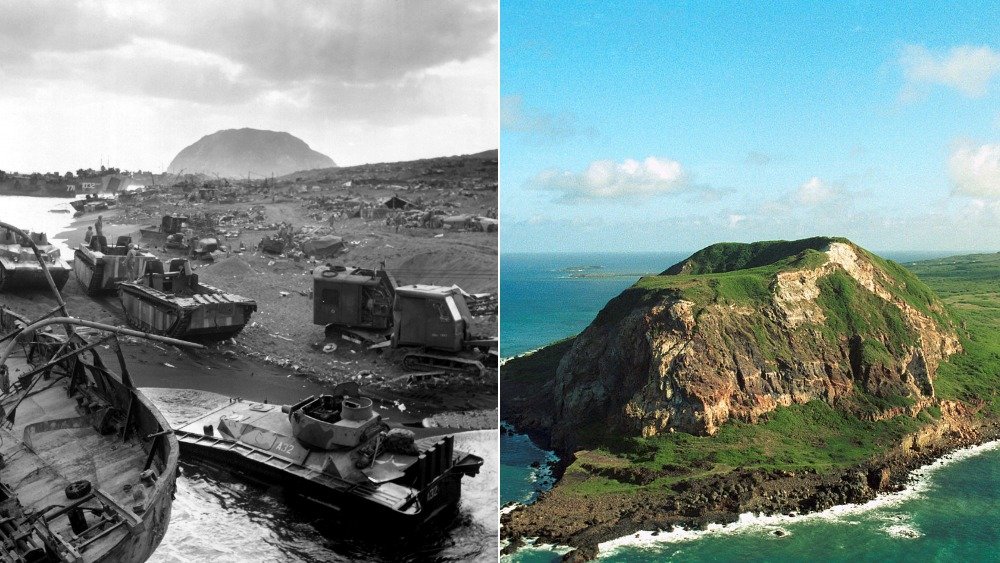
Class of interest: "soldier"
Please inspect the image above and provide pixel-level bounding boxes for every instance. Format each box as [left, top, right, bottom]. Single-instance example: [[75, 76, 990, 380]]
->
[[84, 226, 93, 245], [94, 215, 103, 237], [124, 243, 139, 281]]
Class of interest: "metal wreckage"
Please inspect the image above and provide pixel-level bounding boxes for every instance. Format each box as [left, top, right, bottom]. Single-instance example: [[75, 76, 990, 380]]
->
[[0, 220, 487, 561]]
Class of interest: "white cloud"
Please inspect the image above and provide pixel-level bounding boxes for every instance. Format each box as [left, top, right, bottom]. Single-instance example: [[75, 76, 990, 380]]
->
[[532, 157, 688, 200], [900, 44, 1000, 98], [727, 214, 747, 228], [0, 0, 498, 170], [949, 142, 1000, 198], [794, 177, 836, 205]]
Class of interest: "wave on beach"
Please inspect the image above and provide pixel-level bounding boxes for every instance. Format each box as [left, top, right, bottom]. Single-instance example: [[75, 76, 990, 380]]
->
[[595, 438, 1000, 556]]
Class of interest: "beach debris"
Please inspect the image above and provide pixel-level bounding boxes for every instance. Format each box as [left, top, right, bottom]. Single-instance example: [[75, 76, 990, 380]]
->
[[322, 343, 338, 353], [163, 363, 175, 368]]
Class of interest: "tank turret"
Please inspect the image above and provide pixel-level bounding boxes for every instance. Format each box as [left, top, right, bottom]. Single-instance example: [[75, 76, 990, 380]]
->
[[287, 395, 382, 449]]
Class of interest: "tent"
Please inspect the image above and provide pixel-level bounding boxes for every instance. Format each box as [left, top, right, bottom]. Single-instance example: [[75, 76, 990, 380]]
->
[[383, 195, 413, 209]]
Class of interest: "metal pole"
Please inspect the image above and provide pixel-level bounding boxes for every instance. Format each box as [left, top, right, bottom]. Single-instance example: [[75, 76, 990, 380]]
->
[[0, 316, 203, 369]]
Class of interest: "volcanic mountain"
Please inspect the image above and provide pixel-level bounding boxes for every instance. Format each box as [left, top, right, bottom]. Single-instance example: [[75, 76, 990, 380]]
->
[[167, 128, 335, 178], [501, 237, 961, 452]]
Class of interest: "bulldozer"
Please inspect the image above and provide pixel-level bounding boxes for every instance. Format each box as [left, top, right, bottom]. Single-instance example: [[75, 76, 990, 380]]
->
[[312, 264, 496, 376]]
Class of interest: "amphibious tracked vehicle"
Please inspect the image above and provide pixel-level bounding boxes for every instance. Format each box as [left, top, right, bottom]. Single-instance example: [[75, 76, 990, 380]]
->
[[118, 258, 256, 340], [173, 387, 483, 527], [74, 235, 158, 295]]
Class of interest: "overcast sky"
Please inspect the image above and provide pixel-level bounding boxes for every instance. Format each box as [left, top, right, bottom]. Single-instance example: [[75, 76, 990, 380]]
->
[[0, 0, 498, 173], [501, 2, 1000, 253]]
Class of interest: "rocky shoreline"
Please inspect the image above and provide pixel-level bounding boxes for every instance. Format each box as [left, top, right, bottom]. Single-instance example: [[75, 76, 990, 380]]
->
[[501, 404, 1000, 561]]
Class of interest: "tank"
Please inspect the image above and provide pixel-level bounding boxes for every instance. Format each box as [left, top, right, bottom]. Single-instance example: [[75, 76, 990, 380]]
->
[[0, 227, 71, 291], [173, 388, 483, 528], [74, 235, 158, 295], [117, 257, 257, 339], [0, 307, 179, 561]]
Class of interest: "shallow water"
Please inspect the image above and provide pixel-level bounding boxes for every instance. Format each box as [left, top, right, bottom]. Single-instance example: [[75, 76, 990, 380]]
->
[[0, 195, 78, 255], [155, 430, 498, 562]]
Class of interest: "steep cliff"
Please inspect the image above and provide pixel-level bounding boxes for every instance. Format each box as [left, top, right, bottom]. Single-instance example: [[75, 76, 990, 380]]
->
[[504, 238, 961, 453]]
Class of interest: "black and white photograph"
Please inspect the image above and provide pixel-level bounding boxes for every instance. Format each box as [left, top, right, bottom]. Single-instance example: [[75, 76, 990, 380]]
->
[[0, 1, 498, 561]]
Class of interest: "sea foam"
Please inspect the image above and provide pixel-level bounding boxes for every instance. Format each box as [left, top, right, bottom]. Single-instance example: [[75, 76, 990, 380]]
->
[[595, 439, 1000, 557]]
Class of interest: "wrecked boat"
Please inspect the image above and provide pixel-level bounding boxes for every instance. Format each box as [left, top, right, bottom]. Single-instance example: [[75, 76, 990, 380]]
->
[[69, 196, 115, 214], [174, 387, 483, 528], [118, 258, 257, 339], [0, 227, 70, 292], [74, 236, 158, 296], [0, 220, 200, 561]]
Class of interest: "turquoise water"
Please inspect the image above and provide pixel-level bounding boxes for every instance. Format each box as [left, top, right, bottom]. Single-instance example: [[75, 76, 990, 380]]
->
[[502, 252, 999, 561], [500, 252, 687, 358], [500, 252, 685, 506]]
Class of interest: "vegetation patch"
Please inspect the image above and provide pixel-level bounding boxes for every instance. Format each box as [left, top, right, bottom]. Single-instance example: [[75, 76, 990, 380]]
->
[[815, 270, 916, 356], [908, 253, 1000, 414], [661, 236, 844, 275], [558, 400, 925, 497]]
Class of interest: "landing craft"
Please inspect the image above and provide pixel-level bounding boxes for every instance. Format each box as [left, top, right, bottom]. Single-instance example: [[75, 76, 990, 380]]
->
[[0, 220, 201, 562]]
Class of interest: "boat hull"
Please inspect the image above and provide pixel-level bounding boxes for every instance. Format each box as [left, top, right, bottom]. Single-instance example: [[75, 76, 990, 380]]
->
[[0, 306, 179, 562]]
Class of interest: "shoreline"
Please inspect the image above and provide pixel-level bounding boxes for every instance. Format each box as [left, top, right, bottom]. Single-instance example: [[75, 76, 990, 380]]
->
[[502, 421, 1000, 560], [595, 437, 1000, 556], [501, 331, 1000, 561]]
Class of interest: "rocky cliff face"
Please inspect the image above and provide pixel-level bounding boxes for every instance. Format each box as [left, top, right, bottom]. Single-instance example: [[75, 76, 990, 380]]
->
[[518, 238, 961, 452], [167, 128, 335, 178]]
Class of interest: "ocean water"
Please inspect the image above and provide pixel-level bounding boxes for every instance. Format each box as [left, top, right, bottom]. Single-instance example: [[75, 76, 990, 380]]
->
[[501, 252, 1000, 561], [500, 252, 686, 506], [500, 252, 687, 359], [0, 195, 78, 255]]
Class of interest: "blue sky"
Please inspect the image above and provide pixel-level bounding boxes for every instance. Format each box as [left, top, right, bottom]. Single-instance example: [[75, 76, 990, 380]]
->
[[500, 1, 1000, 252]]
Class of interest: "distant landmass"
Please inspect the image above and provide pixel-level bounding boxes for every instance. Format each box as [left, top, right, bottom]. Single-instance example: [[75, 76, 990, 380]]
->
[[167, 128, 335, 178]]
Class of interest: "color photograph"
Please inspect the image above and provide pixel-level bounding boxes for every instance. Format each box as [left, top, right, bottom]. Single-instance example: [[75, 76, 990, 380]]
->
[[500, 2, 1000, 561]]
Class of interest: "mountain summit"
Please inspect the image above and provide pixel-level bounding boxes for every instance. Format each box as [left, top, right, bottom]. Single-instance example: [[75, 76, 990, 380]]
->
[[503, 237, 961, 451], [167, 128, 335, 178]]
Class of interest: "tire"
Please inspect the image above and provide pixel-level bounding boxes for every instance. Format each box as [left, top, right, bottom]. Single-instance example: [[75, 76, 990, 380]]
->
[[65, 480, 92, 500]]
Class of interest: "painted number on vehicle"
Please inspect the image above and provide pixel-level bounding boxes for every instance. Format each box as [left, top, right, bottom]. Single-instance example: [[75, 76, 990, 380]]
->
[[274, 442, 295, 455], [427, 484, 439, 500]]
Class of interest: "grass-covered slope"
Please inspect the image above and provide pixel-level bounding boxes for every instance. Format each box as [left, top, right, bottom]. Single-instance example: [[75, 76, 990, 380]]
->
[[661, 236, 847, 275], [505, 250, 998, 500], [908, 253, 1000, 414]]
